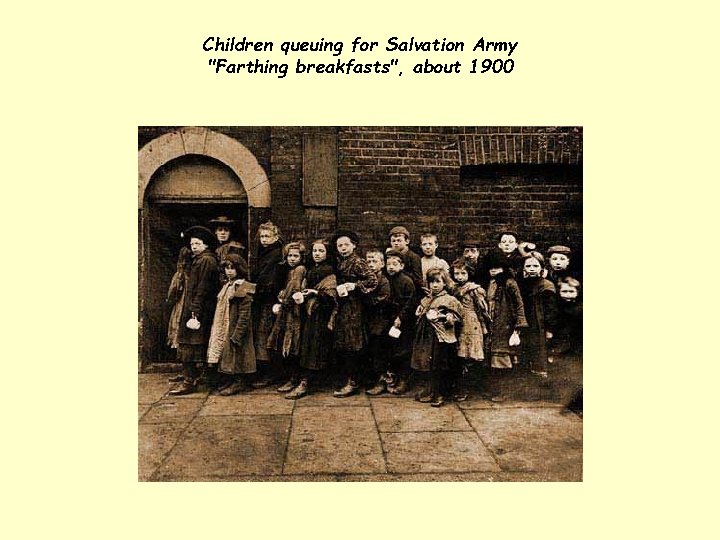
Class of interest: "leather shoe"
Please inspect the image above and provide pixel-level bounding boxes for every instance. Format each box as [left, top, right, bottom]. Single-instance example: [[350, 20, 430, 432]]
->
[[333, 380, 358, 398], [430, 394, 446, 407], [417, 392, 434, 403], [388, 379, 408, 395], [285, 380, 308, 400], [219, 380, 246, 396], [168, 374, 184, 383], [365, 379, 387, 396], [168, 381, 195, 396], [277, 380, 296, 393]]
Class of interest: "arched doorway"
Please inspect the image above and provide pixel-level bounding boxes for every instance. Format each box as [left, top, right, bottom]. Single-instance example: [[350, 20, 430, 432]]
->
[[138, 127, 271, 367]]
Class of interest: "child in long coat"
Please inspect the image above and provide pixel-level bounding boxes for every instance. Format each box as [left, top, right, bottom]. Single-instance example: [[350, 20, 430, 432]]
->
[[332, 231, 378, 398], [287, 239, 338, 400], [170, 226, 220, 395], [451, 257, 490, 400], [206, 255, 257, 396], [411, 268, 463, 407], [249, 221, 285, 387], [518, 252, 558, 377], [484, 250, 528, 401], [267, 241, 307, 392]]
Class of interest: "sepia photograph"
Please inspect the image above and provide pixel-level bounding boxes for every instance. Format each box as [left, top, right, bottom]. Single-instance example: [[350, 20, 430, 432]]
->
[[138, 125, 583, 482]]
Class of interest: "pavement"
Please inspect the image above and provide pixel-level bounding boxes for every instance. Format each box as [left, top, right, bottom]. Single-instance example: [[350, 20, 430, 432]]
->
[[139, 361, 582, 482]]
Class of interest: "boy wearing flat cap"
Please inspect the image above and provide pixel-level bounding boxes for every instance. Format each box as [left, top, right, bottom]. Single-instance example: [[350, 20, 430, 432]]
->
[[546, 245, 573, 286]]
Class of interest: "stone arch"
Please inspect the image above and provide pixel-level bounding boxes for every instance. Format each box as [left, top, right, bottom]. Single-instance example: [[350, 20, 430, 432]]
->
[[138, 126, 270, 208]]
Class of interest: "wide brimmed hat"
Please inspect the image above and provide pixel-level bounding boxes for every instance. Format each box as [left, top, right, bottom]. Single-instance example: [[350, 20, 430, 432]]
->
[[209, 216, 235, 227], [332, 230, 360, 246], [182, 226, 218, 250]]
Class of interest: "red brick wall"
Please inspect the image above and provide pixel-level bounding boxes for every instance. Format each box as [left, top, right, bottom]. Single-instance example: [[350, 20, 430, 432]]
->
[[336, 126, 582, 261]]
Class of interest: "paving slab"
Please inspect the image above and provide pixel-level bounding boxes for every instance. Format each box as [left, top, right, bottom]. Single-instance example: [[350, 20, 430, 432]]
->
[[138, 423, 187, 481], [372, 399, 473, 432], [464, 407, 582, 480], [336, 472, 547, 482], [140, 397, 204, 424], [295, 391, 370, 407], [381, 431, 500, 474], [148, 474, 340, 482], [154, 415, 291, 480], [200, 393, 295, 416], [284, 407, 385, 475], [138, 373, 170, 404], [458, 398, 563, 410]]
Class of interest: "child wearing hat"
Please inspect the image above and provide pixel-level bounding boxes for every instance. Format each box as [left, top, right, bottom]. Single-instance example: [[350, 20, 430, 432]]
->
[[332, 230, 379, 398], [210, 216, 248, 284], [169, 226, 220, 395], [249, 221, 285, 388], [546, 245, 573, 286], [459, 237, 485, 286], [207, 255, 257, 396], [518, 252, 558, 378], [484, 250, 527, 401], [267, 241, 308, 393]]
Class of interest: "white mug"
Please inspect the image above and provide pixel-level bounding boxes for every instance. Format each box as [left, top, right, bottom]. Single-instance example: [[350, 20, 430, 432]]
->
[[388, 326, 401, 339], [337, 284, 348, 297], [292, 292, 305, 304]]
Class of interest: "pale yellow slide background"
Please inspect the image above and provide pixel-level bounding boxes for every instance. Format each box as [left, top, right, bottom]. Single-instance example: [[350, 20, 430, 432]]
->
[[3, 1, 716, 538]]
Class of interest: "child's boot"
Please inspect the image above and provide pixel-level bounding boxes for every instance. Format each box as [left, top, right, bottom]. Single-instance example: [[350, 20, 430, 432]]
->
[[285, 378, 309, 400], [333, 378, 359, 398]]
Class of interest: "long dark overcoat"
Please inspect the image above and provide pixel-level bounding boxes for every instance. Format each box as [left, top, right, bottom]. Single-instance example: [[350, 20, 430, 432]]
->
[[334, 253, 378, 352], [177, 250, 219, 346], [518, 276, 558, 371]]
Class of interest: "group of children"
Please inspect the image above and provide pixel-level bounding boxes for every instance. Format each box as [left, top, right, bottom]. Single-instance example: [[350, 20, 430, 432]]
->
[[166, 221, 582, 407]]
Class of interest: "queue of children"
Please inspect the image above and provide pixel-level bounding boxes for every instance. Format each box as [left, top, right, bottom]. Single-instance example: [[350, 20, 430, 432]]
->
[[166, 222, 582, 407]]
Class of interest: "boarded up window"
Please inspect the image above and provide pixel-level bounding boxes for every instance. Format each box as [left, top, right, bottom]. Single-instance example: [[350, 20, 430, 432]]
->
[[303, 133, 337, 206]]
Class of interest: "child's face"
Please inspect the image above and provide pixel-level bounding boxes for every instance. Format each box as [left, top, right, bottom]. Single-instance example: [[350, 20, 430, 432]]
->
[[366, 253, 384, 272], [224, 265, 238, 281], [215, 226, 231, 243], [189, 237, 208, 255], [498, 234, 518, 254], [336, 236, 355, 258], [524, 257, 543, 277], [311, 243, 327, 263], [489, 267, 504, 277], [428, 276, 445, 295], [559, 284, 579, 301], [549, 253, 570, 271], [390, 234, 409, 251], [259, 229, 278, 247], [420, 237, 437, 256], [453, 267, 469, 284], [463, 247, 479, 262], [385, 256, 404, 275], [286, 248, 302, 267]]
